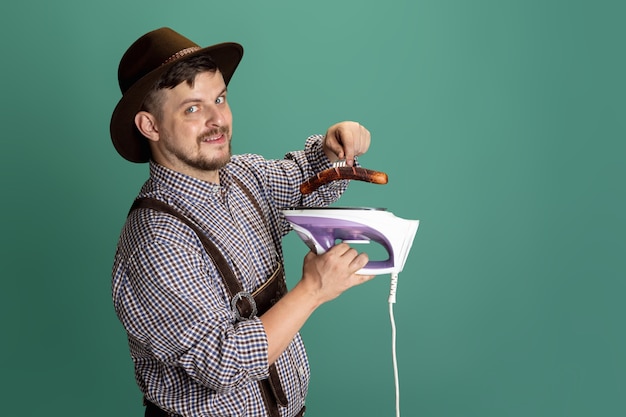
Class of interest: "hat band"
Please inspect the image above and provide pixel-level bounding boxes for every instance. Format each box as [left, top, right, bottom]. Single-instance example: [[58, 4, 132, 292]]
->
[[163, 46, 202, 65]]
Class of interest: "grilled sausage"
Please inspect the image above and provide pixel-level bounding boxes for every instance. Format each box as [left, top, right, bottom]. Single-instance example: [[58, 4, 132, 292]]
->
[[300, 166, 388, 194]]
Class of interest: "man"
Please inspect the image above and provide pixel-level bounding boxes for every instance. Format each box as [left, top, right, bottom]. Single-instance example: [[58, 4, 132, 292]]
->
[[110, 27, 374, 417]]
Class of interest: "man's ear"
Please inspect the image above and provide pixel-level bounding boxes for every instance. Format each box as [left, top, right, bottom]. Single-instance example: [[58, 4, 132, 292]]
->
[[134, 111, 160, 142]]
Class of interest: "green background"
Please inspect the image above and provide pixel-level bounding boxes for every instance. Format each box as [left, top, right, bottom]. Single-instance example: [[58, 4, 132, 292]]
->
[[1, 0, 624, 415]]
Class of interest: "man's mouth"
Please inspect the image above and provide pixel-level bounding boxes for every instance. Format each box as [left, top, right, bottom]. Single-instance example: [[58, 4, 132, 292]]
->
[[202, 134, 223, 142], [200, 128, 229, 143]]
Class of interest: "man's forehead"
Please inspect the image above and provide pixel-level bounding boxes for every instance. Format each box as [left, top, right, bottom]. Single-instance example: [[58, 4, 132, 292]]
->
[[164, 70, 226, 99]]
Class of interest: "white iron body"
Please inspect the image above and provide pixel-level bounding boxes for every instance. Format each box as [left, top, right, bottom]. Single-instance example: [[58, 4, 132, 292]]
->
[[282, 208, 419, 275]]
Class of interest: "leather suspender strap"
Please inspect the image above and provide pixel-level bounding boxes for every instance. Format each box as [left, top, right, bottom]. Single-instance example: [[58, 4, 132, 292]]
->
[[129, 182, 288, 416], [129, 198, 252, 310]]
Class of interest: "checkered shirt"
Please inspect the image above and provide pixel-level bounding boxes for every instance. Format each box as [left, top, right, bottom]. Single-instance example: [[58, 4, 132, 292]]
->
[[112, 135, 347, 416]]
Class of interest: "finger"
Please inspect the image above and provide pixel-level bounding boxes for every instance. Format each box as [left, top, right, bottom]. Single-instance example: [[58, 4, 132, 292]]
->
[[350, 252, 370, 271], [354, 125, 370, 158], [329, 243, 365, 269], [331, 136, 346, 160], [328, 242, 352, 255], [324, 131, 345, 161], [355, 273, 376, 283], [361, 125, 371, 151], [344, 124, 359, 166]]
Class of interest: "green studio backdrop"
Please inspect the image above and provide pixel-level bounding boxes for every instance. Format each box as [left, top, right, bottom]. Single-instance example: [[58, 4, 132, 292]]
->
[[1, 0, 625, 416]]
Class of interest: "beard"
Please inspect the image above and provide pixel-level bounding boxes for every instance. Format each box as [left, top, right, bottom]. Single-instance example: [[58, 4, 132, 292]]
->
[[162, 126, 232, 172]]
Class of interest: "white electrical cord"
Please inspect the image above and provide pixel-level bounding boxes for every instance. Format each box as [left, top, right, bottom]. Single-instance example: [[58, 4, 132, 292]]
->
[[389, 272, 400, 417]]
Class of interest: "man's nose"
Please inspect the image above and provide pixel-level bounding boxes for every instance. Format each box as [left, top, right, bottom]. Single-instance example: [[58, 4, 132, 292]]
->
[[204, 105, 224, 126]]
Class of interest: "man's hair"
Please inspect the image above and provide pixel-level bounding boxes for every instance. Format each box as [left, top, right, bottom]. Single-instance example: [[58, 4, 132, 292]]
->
[[141, 53, 220, 118]]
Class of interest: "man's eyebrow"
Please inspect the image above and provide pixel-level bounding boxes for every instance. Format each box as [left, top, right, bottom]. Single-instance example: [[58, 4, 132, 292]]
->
[[177, 89, 228, 108], [177, 97, 202, 108]]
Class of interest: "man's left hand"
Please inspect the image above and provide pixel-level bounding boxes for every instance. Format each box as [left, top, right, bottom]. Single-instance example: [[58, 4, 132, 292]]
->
[[322, 121, 371, 167]]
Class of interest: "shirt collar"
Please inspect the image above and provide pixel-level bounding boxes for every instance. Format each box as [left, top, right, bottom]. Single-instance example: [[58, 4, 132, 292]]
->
[[148, 160, 234, 203]]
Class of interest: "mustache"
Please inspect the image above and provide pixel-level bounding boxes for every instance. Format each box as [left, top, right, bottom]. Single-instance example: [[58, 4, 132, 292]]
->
[[198, 126, 230, 141]]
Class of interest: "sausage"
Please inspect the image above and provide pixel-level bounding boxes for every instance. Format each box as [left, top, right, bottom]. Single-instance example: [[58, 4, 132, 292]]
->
[[300, 166, 388, 194]]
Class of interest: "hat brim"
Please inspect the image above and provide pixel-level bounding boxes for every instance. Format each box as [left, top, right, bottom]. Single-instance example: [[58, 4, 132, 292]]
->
[[110, 42, 243, 163]]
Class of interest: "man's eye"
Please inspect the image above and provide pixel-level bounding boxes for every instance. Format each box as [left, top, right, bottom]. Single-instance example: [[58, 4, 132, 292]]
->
[[216, 96, 226, 104], [185, 105, 199, 114]]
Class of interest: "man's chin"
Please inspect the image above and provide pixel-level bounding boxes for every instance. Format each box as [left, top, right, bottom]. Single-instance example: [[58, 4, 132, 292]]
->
[[196, 153, 231, 171], [196, 143, 231, 170]]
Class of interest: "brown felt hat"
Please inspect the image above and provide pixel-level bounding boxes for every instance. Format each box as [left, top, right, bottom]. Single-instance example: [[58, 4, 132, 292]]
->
[[110, 27, 243, 162]]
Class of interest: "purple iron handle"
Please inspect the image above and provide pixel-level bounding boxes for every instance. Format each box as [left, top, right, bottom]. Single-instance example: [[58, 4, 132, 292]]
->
[[289, 216, 394, 272]]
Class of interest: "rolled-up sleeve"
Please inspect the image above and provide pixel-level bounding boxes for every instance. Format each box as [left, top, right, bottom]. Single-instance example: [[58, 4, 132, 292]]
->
[[114, 226, 269, 394]]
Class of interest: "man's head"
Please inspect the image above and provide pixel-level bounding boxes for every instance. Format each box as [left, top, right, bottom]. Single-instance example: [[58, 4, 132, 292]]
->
[[134, 56, 234, 180], [110, 27, 243, 163]]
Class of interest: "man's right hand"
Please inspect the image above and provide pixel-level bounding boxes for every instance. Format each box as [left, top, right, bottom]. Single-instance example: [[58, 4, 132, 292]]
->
[[301, 243, 375, 307], [260, 243, 375, 364]]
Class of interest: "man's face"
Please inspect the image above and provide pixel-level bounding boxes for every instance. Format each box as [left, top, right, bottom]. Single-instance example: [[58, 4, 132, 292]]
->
[[149, 70, 233, 181]]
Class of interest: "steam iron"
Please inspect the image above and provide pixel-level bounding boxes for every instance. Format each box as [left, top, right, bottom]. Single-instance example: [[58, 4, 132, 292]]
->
[[282, 207, 419, 275], [288, 166, 418, 416]]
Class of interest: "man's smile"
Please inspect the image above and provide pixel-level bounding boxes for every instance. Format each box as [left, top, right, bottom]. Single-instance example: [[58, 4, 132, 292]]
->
[[199, 127, 229, 144]]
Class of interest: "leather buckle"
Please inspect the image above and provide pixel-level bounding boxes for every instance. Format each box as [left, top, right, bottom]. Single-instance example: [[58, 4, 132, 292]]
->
[[231, 291, 257, 321]]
